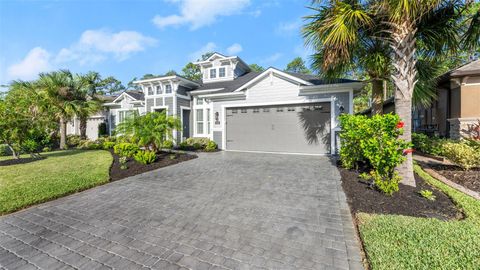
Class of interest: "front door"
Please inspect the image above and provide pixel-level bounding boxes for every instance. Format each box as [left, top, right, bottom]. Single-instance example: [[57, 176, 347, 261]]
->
[[182, 109, 190, 138]]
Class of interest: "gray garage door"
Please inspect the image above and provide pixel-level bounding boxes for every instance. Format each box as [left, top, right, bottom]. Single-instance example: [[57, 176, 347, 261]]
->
[[226, 102, 331, 154]]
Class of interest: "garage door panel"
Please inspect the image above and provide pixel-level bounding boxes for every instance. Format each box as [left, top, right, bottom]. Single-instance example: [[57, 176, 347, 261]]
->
[[226, 103, 331, 154]]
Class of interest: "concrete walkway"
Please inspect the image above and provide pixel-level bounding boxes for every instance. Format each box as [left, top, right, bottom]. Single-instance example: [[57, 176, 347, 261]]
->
[[0, 151, 363, 270]]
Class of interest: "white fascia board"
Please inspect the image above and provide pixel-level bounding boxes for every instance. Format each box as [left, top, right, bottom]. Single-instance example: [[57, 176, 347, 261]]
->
[[233, 68, 314, 92], [299, 82, 364, 93], [111, 92, 138, 103], [134, 76, 200, 87], [189, 88, 225, 95], [198, 91, 245, 99]]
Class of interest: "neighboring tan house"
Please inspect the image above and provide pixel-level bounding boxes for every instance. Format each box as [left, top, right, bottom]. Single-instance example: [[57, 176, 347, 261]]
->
[[69, 52, 363, 155], [413, 59, 480, 139], [360, 59, 480, 140]]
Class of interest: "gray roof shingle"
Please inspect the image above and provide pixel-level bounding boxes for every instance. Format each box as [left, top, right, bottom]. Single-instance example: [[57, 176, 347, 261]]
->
[[193, 69, 359, 93]]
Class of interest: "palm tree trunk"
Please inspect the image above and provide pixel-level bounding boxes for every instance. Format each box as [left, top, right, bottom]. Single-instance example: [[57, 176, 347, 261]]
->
[[391, 20, 417, 187], [7, 144, 19, 159], [60, 116, 67, 150], [371, 79, 384, 115], [79, 116, 87, 140]]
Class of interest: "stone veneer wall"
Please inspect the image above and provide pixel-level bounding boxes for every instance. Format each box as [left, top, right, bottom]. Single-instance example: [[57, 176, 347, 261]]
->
[[448, 118, 480, 139]]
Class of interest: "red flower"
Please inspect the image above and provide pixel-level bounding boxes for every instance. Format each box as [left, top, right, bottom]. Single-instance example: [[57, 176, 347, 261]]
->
[[396, 121, 405, 129], [403, 148, 414, 155]]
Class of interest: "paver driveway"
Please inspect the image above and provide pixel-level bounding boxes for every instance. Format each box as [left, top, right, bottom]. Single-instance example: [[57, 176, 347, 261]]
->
[[0, 152, 363, 270]]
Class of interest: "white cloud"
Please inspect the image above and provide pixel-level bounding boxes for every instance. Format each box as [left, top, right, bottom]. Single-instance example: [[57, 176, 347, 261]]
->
[[261, 52, 282, 64], [227, 43, 243, 55], [276, 20, 302, 36], [249, 9, 261, 17], [7, 47, 52, 81], [153, 0, 251, 30], [189, 42, 218, 61], [56, 29, 157, 65]]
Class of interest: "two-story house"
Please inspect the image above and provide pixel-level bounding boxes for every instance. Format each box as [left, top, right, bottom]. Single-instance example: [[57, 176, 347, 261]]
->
[[70, 52, 362, 155]]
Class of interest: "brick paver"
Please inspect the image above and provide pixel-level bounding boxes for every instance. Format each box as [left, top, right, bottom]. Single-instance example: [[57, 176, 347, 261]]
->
[[0, 151, 363, 270]]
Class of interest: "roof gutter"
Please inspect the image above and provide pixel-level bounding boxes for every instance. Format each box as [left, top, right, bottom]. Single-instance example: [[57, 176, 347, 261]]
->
[[189, 88, 225, 95], [299, 82, 364, 94], [198, 91, 246, 99]]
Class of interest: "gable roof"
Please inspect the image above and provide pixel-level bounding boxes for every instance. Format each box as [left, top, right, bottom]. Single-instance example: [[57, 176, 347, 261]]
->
[[192, 71, 262, 94], [191, 68, 360, 94], [112, 90, 144, 103], [451, 59, 480, 77]]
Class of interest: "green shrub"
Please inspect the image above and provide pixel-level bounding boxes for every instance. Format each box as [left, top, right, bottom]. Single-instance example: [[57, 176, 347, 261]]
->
[[67, 135, 82, 147], [102, 142, 116, 150], [134, 150, 157, 165], [179, 137, 216, 151], [360, 171, 401, 196], [205, 140, 218, 152], [339, 114, 410, 195], [442, 141, 480, 170], [0, 144, 12, 156], [42, 147, 51, 152], [76, 140, 102, 150], [419, 189, 436, 201], [411, 133, 451, 156], [185, 137, 210, 148], [119, 156, 128, 170], [464, 139, 480, 151], [113, 143, 139, 158], [163, 140, 174, 149]]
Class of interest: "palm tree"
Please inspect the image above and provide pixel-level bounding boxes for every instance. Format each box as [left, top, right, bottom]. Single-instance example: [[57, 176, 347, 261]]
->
[[303, 0, 479, 185], [34, 70, 83, 149], [303, 2, 391, 115], [116, 111, 181, 152], [76, 72, 103, 139]]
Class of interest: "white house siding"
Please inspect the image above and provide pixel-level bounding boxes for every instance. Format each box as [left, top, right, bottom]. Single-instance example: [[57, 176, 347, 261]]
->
[[207, 74, 352, 149], [165, 97, 174, 115]]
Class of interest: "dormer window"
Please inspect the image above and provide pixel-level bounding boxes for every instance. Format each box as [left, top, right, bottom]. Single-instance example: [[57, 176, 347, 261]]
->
[[219, 67, 226, 78], [147, 86, 153, 95], [210, 68, 216, 79], [165, 84, 172, 93], [156, 85, 162, 95]]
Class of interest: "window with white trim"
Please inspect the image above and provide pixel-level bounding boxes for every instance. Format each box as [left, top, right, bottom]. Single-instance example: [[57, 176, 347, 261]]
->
[[210, 69, 216, 79], [196, 98, 204, 105], [219, 67, 226, 78], [156, 85, 162, 95], [165, 84, 172, 93], [147, 87, 153, 95], [118, 110, 136, 123], [196, 109, 204, 134]]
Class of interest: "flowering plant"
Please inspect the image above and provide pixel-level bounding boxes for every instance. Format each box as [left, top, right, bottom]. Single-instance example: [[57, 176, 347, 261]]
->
[[396, 121, 405, 129]]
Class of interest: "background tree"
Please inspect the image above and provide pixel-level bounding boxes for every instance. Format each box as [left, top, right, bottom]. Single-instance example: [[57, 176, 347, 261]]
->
[[165, 70, 177, 76], [100, 76, 125, 95], [303, 0, 479, 186], [0, 82, 55, 158], [284, 57, 312, 74], [249, 64, 265, 72], [181, 62, 202, 81]]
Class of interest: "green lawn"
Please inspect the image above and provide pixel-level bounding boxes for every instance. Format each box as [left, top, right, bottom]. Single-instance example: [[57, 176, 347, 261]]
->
[[357, 164, 480, 269], [0, 150, 112, 215]]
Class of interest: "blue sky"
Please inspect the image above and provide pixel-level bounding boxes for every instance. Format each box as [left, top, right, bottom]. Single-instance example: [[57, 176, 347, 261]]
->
[[0, 0, 315, 87]]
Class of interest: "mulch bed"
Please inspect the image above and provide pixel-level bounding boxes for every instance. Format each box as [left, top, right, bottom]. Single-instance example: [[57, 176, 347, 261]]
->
[[109, 150, 197, 181], [427, 164, 480, 193], [339, 167, 464, 221], [0, 157, 44, 166]]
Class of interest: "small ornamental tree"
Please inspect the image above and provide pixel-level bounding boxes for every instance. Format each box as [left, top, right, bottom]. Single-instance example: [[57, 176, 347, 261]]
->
[[339, 114, 411, 195], [115, 111, 181, 152]]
